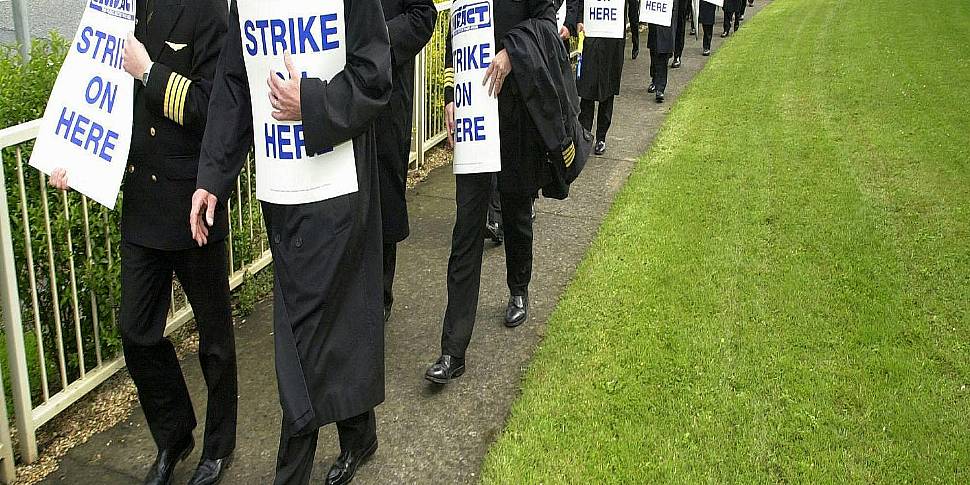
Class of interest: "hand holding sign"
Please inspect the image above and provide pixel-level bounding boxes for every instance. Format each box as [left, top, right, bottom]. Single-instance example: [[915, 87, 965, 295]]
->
[[268, 52, 303, 122], [446, 102, 456, 148], [123, 32, 151, 79], [482, 49, 511, 98], [49, 168, 70, 191]]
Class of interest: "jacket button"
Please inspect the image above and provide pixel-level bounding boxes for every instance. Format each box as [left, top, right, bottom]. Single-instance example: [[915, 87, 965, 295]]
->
[[151, 175, 157, 182], [274, 234, 281, 244], [127, 165, 134, 173], [150, 127, 156, 137], [294, 237, 303, 248]]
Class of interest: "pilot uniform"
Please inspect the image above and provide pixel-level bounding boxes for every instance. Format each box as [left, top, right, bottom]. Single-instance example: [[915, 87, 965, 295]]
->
[[121, 1, 236, 483]]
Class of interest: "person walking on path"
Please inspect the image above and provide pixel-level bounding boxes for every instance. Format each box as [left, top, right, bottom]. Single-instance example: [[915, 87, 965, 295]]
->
[[189, 0, 393, 483], [49, 1, 236, 484], [572, 0, 627, 155], [426, 0, 558, 385], [647, 0, 680, 103], [377, 0, 439, 324], [700, 0, 718, 55]]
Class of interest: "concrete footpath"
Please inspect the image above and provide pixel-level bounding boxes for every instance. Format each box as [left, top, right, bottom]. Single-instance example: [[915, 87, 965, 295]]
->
[[40, 4, 768, 484]]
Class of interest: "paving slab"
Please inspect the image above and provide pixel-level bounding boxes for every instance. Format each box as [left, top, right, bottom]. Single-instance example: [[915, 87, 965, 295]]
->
[[39, 3, 770, 484]]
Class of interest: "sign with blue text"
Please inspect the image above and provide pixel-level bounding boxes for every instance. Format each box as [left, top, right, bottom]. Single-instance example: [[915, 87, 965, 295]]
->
[[640, 0, 675, 27], [237, 0, 358, 204], [584, 0, 624, 39], [29, 0, 136, 209], [451, 0, 501, 174]]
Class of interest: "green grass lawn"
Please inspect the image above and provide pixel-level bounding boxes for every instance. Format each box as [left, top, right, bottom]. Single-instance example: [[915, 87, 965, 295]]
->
[[481, 0, 969, 482]]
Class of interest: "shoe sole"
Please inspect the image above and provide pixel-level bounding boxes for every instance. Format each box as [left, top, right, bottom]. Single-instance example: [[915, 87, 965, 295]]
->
[[505, 312, 528, 328], [424, 365, 466, 384]]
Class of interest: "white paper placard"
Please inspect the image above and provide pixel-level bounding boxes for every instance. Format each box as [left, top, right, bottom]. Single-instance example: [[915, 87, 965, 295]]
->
[[29, 0, 136, 209], [640, 0, 675, 27], [703, 0, 724, 7], [557, 2, 567, 31], [584, 0, 624, 39], [451, 0, 501, 174], [237, 0, 358, 204]]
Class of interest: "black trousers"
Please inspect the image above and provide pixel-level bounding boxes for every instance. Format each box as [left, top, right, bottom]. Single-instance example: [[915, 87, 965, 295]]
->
[[383, 242, 396, 310], [579, 96, 615, 142], [724, 10, 742, 32], [274, 409, 377, 485], [739, 1, 748, 18], [441, 173, 534, 358], [674, 6, 689, 58], [702, 23, 714, 50], [120, 240, 237, 459], [627, 0, 640, 47], [650, 51, 672, 93]]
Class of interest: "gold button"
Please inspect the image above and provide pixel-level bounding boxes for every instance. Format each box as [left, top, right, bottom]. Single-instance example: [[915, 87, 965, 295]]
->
[[150, 127, 156, 137], [127, 165, 134, 173], [151, 175, 157, 182]]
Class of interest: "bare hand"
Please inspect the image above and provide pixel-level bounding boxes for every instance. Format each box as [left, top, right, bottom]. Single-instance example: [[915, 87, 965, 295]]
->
[[48, 168, 70, 190], [445, 102, 455, 148], [123, 32, 151, 79], [482, 49, 511, 98], [268, 52, 302, 121], [560, 26, 571, 40], [577, 23, 585, 34], [189, 189, 218, 247]]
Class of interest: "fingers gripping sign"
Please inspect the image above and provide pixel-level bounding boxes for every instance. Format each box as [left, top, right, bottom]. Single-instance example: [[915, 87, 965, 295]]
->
[[482, 49, 511, 98], [267, 52, 303, 122]]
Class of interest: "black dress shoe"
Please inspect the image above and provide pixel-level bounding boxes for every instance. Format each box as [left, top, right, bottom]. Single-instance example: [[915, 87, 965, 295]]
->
[[504, 295, 528, 328], [702, 49, 711, 56], [647, 83, 656, 93], [325, 439, 378, 485], [632, 45, 639, 60], [187, 455, 233, 485], [690, 27, 697, 36], [671, 57, 682, 68], [748, 0, 754, 6], [144, 435, 194, 485], [656, 92, 665, 104], [593, 140, 606, 156], [485, 221, 503, 245], [425, 355, 466, 384], [721, 30, 729, 38]]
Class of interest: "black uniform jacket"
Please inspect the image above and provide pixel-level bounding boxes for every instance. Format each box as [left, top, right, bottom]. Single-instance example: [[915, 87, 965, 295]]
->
[[723, 0, 742, 14], [647, 0, 680, 53], [378, 0, 438, 243], [197, 0, 392, 435], [570, 0, 625, 101], [505, 19, 591, 199], [700, 1, 717, 26], [444, 0, 558, 196], [122, 0, 228, 251]]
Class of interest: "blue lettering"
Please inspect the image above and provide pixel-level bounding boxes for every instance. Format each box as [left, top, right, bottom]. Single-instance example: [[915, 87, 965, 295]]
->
[[244, 20, 258, 56], [244, 15, 341, 56]]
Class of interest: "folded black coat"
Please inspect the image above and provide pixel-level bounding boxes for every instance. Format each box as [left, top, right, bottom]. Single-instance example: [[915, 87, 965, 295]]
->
[[505, 18, 592, 200]]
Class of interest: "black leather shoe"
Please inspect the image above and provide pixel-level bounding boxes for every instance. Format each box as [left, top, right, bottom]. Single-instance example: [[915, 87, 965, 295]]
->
[[504, 295, 528, 328], [144, 435, 194, 485], [593, 140, 606, 156], [656, 92, 665, 104], [485, 221, 503, 245], [748, 0, 754, 6], [325, 439, 378, 485], [690, 27, 697, 36], [187, 454, 232, 485], [671, 57, 682, 68], [425, 355, 466, 384], [702, 49, 711, 56], [721, 30, 729, 38], [631, 45, 639, 60], [647, 83, 656, 93]]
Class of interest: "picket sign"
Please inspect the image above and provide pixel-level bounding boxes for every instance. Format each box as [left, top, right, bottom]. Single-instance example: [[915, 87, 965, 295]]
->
[[29, 0, 137, 209], [450, 0, 501, 174], [704, 0, 724, 7], [640, 0, 675, 27], [584, 0, 624, 39]]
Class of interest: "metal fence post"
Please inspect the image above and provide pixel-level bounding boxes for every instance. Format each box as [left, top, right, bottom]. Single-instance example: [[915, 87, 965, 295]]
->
[[0, 158, 38, 463], [0, 367, 17, 483], [413, 49, 426, 171], [11, 0, 31, 63]]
